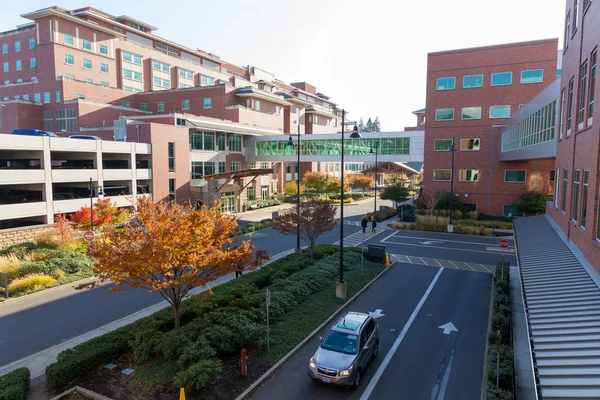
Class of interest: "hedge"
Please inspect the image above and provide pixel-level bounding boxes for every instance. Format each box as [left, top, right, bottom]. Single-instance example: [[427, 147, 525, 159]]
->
[[485, 262, 514, 399], [233, 219, 277, 236], [0, 368, 30, 400], [243, 199, 281, 210], [363, 206, 398, 222]]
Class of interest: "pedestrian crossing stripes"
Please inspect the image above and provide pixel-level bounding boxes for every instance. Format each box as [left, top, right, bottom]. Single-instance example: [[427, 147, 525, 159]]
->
[[392, 254, 494, 274], [334, 229, 387, 247]]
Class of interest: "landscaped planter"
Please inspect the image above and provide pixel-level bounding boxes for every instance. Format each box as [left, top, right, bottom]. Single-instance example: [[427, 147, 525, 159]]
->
[[50, 386, 114, 400]]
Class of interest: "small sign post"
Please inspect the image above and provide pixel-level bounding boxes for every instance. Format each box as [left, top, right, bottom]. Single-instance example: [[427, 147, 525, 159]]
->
[[266, 289, 270, 353], [83, 231, 95, 242], [499, 239, 509, 277]]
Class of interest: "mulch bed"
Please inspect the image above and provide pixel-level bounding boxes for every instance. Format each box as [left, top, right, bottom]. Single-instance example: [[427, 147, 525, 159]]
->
[[48, 352, 271, 400]]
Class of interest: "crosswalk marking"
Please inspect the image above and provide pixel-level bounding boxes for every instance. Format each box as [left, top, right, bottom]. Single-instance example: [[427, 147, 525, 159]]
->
[[391, 254, 495, 274], [334, 228, 387, 247]]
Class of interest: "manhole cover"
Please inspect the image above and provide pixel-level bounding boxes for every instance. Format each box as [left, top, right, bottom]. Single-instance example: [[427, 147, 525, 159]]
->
[[390, 328, 397, 332]]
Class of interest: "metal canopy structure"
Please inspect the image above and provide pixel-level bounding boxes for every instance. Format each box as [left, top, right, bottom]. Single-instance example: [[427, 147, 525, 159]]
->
[[202, 168, 275, 192], [361, 161, 420, 176]]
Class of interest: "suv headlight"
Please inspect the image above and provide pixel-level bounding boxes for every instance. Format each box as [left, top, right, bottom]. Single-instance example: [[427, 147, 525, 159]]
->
[[309, 358, 316, 370], [339, 366, 353, 376]]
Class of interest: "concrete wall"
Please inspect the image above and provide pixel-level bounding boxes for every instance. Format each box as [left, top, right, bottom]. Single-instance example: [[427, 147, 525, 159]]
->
[[0, 224, 53, 249]]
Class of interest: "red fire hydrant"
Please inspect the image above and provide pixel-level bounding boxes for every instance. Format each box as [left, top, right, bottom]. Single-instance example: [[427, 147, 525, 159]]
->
[[240, 348, 248, 376]]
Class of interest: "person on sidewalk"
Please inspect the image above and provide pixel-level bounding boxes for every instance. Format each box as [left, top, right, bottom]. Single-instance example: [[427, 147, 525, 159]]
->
[[361, 218, 368, 233], [235, 264, 244, 278], [371, 217, 377, 233]]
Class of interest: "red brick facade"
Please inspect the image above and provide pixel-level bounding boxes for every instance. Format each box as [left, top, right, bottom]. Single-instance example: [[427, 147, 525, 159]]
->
[[547, 0, 600, 271], [424, 39, 558, 216]]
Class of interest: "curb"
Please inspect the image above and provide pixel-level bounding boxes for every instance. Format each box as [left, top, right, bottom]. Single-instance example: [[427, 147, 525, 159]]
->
[[0, 276, 102, 306], [480, 264, 497, 399], [235, 261, 394, 400]]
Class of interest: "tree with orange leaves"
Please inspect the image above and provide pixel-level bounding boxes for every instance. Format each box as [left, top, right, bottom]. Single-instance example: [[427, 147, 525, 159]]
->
[[69, 198, 128, 230], [352, 175, 374, 194], [89, 197, 269, 329]]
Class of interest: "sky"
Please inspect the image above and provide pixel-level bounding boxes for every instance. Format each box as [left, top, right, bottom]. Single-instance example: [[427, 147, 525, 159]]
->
[[3, 0, 566, 130]]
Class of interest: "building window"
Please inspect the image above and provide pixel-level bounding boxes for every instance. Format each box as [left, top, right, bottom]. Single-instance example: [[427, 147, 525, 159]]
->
[[81, 40, 91, 51], [247, 162, 256, 169], [168, 143, 175, 172], [491, 72, 512, 86], [231, 162, 241, 172], [84, 78, 93, 84], [191, 161, 215, 179], [219, 162, 226, 174], [64, 54, 74, 65], [204, 98, 212, 109], [14, 41, 21, 52], [190, 131, 215, 151], [460, 138, 480, 151], [122, 101, 130, 108], [156, 42, 179, 58], [433, 169, 451, 181], [182, 100, 190, 110], [559, 89, 566, 139], [28, 38, 35, 49], [572, 169, 581, 222], [434, 139, 453, 151], [56, 91, 61, 102], [275, 106, 281, 115], [1, 44, 7, 54], [461, 106, 482, 120], [2, 62, 7, 72], [550, 170, 556, 183], [169, 179, 175, 202], [261, 185, 269, 200], [101, 81, 109, 87], [99, 44, 108, 55], [567, 77, 574, 133], [43, 110, 53, 132], [34, 93, 41, 102], [565, 12, 571, 49], [588, 49, 597, 123], [100, 63, 109, 73], [63, 34, 73, 45], [459, 170, 479, 182], [134, 72, 142, 81], [489, 105, 511, 119], [247, 186, 256, 201], [554, 169, 560, 208], [435, 108, 454, 121], [581, 170, 589, 228], [16, 79, 23, 83], [463, 74, 483, 88], [158, 102, 165, 112], [228, 134, 242, 152], [578, 60, 588, 126], [140, 103, 147, 111], [505, 170, 526, 183], [124, 69, 133, 79], [15, 60, 22, 71], [152, 60, 170, 72], [29, 57, 36, 69], [520, 69, 544, 84], [55, 109, 77, 132], [573, 0, 579, 33], [562, 168, 568, 212], [76, 93, 85, 100], [503, 205, 523, 218], [217, 134, 225, 151], [255, 100, 261, 111], [43, 92, 50, 103], [201, 75, 215, 85], [436, 77, 456, 90]]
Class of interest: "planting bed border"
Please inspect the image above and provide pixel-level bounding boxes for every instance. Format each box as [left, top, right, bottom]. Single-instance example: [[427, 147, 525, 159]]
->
[[50, 386, 114, 400]]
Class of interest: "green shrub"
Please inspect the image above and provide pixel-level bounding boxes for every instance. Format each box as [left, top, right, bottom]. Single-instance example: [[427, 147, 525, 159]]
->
[[364, 206, 397, 222], [46, 327, 134, 388], [177, 337, 216, 370], [0, 367, 29, 400], [131, 361, 178, 391], [416, 215, 448, 232], [173, 359, 222, 393], [133, 329, 163, 363], [200, 311, 264, 355]]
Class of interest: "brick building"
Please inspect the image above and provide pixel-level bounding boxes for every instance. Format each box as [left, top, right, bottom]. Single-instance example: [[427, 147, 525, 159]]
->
[[423, 39, 559, 217], [547, 0, 600, 270]]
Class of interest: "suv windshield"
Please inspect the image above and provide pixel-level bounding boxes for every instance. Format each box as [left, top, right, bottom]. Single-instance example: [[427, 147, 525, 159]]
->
[[321, 330, 359, 355]]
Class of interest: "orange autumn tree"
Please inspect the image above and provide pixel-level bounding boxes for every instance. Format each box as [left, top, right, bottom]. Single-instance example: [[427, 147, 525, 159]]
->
[[352, 175, 374, 193], [89, 197, 268, 329]]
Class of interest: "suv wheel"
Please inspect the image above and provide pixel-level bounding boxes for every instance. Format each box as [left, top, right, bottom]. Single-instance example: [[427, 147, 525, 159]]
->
[[353, 369, 361, 388]]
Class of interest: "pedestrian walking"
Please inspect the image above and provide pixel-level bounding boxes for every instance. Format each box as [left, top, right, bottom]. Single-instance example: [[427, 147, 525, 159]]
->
[[371, 218, 377, 233], [361, 218, 368, 233], [235, 264, 244, 278]]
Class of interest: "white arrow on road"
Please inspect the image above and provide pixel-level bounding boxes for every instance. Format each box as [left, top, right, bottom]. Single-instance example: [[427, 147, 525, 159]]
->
[[419, 240, 443, 245], [438, 322, 458, 335], [369, 309, 385, 319]]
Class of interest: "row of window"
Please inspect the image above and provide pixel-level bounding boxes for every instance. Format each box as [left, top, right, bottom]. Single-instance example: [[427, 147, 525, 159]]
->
[[190, 131, 226, 151], [434, 138, 480, 151], [63, 34, 109, 56], [559, 48, 597, 138], [2, 58, 37, 72], [191, 161, 247, 179], [432, 169, 526, 183], [2, 91, 61, 104], [435, 105, 511, 121], [3, 77, 37, 86], [502, 101, 556, 152], [436, 70, 544, 91], [1, 39, 36, 54], [555, 167, 600, 240], [64, 53, 110, 75], [255, 138, 411, 156], [42, 109, 77, 132]]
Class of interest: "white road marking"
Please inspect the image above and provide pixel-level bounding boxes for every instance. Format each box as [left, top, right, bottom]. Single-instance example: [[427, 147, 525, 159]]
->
[[430, 349, 455, 400], [389, 235, 514, 248], [360, 268, 444, 400], [380, 231, 398, 243]]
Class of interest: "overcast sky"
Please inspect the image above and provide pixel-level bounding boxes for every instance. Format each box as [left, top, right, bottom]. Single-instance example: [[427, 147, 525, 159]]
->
[[4, 0, 565, 130]]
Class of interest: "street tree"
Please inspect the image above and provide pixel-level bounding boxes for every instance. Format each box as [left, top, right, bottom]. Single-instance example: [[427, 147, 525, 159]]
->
[[285, 181, 305, 197], [302, 171, 328, 197], [380, 183, 410, 206], [325, 177, 350, 198], [372, 117, 381, 132], [353, 175, 374, 193], [69, 198, 129, 229], [89, 197, 268, 330], [516, 191, 550, 215], [273, 201, 337, 258], [418, 191, 441, 215]]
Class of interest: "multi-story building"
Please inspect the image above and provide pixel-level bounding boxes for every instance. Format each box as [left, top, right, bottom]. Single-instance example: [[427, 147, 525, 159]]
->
[[546, 0, 600, 270], [423, 39, 559, 217]]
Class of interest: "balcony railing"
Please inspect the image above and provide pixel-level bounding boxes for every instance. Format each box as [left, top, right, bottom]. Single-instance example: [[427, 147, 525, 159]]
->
[[0, 202, 47, 220], [0, 169, 45, 184]]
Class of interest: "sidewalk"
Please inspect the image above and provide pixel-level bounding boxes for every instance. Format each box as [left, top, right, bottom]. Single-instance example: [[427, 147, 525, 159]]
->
[[0, 248, 296, 380]]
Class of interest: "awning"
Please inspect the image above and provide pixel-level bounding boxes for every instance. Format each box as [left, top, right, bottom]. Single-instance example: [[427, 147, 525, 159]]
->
[[202, 168, 275, 181], [362, 162, 420, 175], [185, 116, 284, 136]]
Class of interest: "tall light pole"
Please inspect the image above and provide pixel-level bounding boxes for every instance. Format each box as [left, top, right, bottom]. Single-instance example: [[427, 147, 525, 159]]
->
[[370, 142, 379, 214], [448, 139, 455, 232], [337, 109, 361, 299], [286, 127, 301, 252]]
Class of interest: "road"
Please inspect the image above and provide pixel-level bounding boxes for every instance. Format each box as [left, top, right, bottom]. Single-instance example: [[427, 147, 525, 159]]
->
[[0, 198, 390, 366], [249, 263, 492, 400]]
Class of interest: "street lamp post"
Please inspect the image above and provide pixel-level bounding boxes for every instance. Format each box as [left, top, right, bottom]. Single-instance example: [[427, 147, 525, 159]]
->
[[448, 139, 455, 232], [370, 142, 379, 215], [337, 109, 361, 299], [286, 129, 302, 252]]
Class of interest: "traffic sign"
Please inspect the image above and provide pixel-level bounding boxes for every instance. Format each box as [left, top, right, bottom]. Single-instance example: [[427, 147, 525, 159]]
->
[[499, 239, 509, 249], [83, 231, 95, 242]]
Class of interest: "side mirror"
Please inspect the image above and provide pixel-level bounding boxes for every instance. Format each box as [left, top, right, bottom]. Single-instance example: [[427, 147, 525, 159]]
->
[[318, 336, 323, 342], [362, 345, 370, 351]]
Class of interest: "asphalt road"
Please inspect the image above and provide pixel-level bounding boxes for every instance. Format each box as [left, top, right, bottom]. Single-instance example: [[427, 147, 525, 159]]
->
[[0, 199, 386, 366], [249, 263, 492, 400]]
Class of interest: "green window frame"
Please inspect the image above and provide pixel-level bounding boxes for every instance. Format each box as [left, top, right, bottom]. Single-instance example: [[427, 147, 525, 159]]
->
[[231, 162, 241, 172], [219, 162, 226, 173], [63, 34, 73, 45], [182, 100, 190, 110], [81, 40, 91, 51], [158, 102, 165, 112], [436, 77, 455, 90], [247, 186, 256, 201], [190, 131, 215, 151], [100, 63, 108, 73], [434, 139, 453, 151], [217, 134, 225, 151], [229, 135, 242, 152], [83, 59, 92, 69], [503, 205, 523, 217], [64, 54, 74, 65], [99, 44, 108, 55], [435, 108, 454, 121], [168, 143, 175, 172]]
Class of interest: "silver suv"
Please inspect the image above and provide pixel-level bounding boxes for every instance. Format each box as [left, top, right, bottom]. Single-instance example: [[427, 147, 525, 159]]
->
[[308, 312, 379, 388]]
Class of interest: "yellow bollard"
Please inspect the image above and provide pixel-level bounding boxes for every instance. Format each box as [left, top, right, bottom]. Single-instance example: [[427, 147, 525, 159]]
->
[[385, 253, 390, 267], [179, 387, 186, 400]]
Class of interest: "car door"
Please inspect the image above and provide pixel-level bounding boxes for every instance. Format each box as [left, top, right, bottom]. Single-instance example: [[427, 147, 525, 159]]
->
[[361, 320, 376, 367]]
